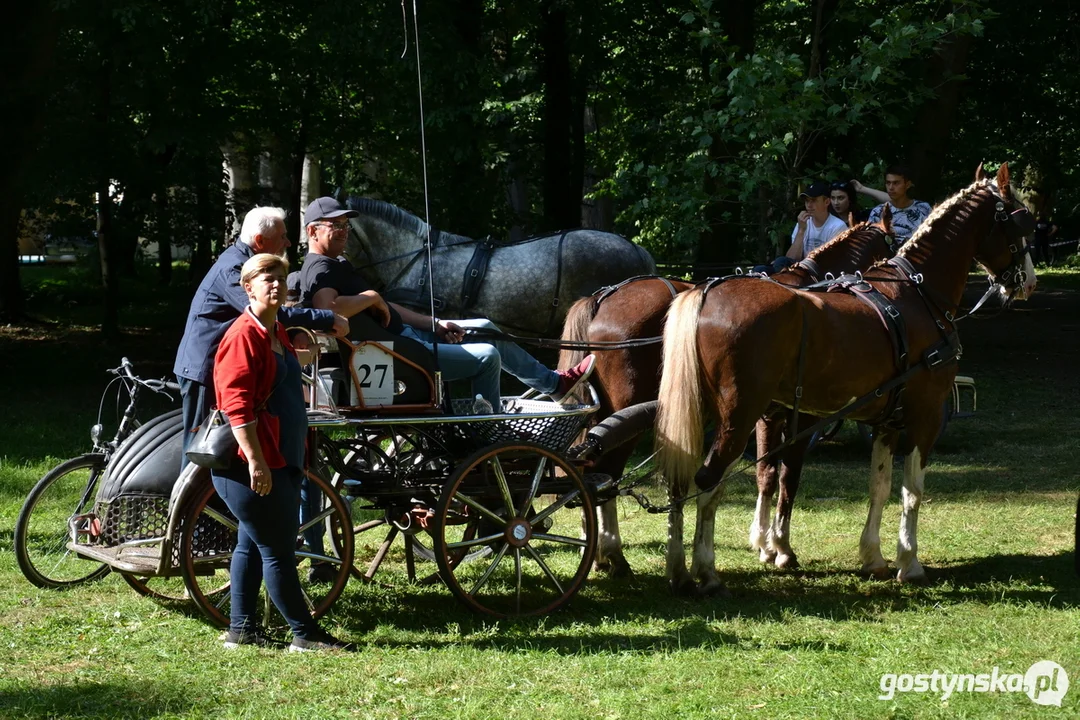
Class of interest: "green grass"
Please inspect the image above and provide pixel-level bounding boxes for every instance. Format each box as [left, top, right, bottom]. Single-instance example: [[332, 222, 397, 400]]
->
[[0, 269, 1078, 718]]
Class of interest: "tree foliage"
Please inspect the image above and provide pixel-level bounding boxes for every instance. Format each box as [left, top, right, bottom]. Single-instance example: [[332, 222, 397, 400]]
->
[[4, 0, 1077, 327]]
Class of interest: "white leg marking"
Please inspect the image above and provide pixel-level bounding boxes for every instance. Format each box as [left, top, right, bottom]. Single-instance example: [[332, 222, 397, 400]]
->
[[690, 458, 739, 593], [750, 492, 776, 562], [896, 448, 927, 582], [770, 507, 796, 569], [860, 436, 893, 576]]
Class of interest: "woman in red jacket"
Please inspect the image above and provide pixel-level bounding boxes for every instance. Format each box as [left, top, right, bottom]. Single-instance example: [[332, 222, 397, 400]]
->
[[212, 252, 353, 652]]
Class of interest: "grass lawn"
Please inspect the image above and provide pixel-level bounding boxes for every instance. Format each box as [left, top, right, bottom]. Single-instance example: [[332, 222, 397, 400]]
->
[[0, 264, 1077, 719]]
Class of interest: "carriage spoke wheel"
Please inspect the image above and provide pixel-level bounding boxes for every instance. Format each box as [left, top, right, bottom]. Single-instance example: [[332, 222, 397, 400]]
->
[[434, 441, 596, 618], [331, 431, 478, 584], [15, 454, 111, 588], [179, 471, 353, 629]]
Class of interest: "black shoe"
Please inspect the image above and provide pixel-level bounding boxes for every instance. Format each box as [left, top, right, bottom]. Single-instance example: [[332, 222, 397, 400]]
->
[[307, 561, 337, 585], [288, 630, 357, 653], [222, 629, 280, 649]]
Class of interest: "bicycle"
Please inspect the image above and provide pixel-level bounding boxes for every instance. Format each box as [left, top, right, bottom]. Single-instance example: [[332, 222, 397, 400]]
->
[[14, 358, 179, 589]]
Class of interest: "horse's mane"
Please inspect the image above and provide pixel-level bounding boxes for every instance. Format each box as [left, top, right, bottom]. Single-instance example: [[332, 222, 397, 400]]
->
[[896, 178, 994, 258], [806, 219, 878, 258], [346, 197, 475, 245]]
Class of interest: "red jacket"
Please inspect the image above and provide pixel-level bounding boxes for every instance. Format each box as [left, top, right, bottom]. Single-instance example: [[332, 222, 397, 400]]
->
[[213, 308, 298, 468]]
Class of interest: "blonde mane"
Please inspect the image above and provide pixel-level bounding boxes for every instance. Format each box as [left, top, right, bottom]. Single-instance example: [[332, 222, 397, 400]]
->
[[805, 219, 876, 258], [897, 178, 995, 258]]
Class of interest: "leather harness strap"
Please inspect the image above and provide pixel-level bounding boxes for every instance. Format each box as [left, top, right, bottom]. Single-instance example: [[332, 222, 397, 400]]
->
[[824, 272, 910, 427], [540, 232, 569, 336], [460, 236, 496, 311]]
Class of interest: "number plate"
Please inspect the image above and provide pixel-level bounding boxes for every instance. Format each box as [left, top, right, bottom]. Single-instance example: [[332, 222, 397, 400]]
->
[[350, 342, 395, 406]]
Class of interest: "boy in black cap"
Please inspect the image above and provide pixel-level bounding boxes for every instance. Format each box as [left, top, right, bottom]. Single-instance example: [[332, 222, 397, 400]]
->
[[786, 181, 849, 261]]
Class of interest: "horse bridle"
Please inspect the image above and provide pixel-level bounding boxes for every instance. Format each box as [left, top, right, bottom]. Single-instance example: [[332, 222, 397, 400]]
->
[[987, 198, 1035, 293]]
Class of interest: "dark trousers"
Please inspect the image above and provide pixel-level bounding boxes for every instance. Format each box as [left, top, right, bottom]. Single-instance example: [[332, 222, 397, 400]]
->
[[178, 376, 213, 464], [211, 465, 319, 639]]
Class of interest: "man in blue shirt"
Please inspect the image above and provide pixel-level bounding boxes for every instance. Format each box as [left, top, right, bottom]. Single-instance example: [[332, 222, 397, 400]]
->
[[174, 206, 348, 455]]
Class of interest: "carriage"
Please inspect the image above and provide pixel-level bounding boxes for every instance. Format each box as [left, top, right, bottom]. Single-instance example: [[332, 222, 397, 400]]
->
[[15, 321, 619, 624]]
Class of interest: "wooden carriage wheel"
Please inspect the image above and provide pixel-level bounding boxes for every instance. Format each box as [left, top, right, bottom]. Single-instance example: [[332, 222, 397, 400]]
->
[[433, 441, 597, 619]]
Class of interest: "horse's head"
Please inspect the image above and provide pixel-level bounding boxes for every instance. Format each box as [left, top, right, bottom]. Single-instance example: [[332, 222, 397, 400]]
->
[[973, 162, 1037, 301], [800, 208, 896, 278]]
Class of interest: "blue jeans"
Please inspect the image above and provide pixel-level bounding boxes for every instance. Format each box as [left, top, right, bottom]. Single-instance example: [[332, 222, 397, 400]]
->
[[211, 465, 320, 640], [400, 318, 558, 407]]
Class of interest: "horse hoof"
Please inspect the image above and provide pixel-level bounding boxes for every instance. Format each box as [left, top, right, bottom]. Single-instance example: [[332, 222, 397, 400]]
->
[[696, 579, 731, 598], [774, 553, 799, 570], [669, 577, 697, 596], [860, 564, 892, 580], [608, 558, 634, 579], [758, 548, 778, 564], [897, 565, 927, 584]]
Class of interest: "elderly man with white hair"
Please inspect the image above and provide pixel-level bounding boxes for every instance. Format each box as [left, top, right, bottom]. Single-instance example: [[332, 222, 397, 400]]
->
[[174, 206, 348, 458]]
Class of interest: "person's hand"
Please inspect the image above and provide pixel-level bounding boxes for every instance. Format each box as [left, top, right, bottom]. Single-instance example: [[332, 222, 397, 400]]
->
[[851, 179, 866, 193], [797, 211, 811, 231], [363, 292, 391, 327], [249, 458, 273, 496], [331, 313, 350, 338], [435, 319, 466, 344]]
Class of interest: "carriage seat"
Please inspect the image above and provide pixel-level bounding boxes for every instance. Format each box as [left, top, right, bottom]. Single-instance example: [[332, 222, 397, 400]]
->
[[316, 312, 440, 412]]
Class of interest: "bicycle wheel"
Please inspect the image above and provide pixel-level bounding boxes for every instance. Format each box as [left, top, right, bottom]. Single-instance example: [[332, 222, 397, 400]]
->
[[15, 454, 111, 588], [120, 573, 190, 601]]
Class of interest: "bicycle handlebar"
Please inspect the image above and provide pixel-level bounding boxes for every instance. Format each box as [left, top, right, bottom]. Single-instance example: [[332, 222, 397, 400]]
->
[[108, 359, 179, 397]]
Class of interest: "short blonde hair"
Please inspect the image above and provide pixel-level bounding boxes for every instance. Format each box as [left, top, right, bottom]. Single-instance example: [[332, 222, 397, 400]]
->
[[240, 253, 289, 286]]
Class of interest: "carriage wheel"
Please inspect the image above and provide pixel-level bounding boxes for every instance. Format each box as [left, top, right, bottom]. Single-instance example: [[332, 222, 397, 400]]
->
[[14, 454, 111, 588], [179, 471, 353, 628], [433, 441, 597, 618], [330, 431, 481, 584]]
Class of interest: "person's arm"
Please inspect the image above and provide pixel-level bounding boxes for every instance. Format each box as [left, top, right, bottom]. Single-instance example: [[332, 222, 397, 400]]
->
[[215, 328, 272, 495], [391, 303, 466, 343], [278, 305, 348, 337], [786, 217, 807, 260], [852, 180, 889, 204], [311, 287, 390, 327], [1049, 223, 1059, 237]]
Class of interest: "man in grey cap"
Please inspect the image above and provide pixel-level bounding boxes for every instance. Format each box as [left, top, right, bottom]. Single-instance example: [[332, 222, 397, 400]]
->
[[298, 196, 595, 408]]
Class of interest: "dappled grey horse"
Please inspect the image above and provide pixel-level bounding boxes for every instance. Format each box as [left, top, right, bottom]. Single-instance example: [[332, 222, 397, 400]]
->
[[343, 198, 655, 336]]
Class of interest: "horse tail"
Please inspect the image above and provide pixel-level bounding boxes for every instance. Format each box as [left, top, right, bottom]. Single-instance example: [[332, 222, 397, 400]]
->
[[656, 287, 707, 491], [558, 296, 599, 370]]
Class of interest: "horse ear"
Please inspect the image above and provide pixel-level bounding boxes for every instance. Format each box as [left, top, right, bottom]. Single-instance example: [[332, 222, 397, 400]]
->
[[880, 203, 893, 234], [975, 162, 987, 182], [996, 162, 1011, 194]]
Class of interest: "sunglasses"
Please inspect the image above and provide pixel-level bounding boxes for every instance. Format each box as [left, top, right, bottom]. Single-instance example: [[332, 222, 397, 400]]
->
[[830, 181, 849, 191]]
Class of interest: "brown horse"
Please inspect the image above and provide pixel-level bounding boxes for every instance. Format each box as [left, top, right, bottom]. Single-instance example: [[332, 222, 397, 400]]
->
[[559, 210, 896, 582], [657, 164, 1036, 594]]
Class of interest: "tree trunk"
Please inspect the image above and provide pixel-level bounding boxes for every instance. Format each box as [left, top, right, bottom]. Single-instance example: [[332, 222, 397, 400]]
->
[[0, 0, 59, 322], [156, 191, 172, 285], [95, 46, 120, 337], [908, 26, 973, 201], [698, 0, 760, 266], [800, 0, 841, 173], [539, 0, 579, 231]]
